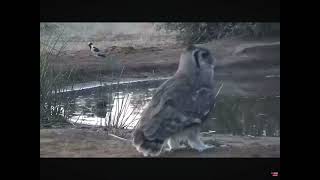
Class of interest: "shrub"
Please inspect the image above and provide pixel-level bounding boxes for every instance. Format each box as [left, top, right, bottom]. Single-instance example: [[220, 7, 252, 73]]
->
[[155, 23, 280, 44]]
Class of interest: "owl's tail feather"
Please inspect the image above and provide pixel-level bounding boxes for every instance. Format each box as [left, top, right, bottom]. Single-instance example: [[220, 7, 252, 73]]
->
[[133, 129, 144, 146], [133, 129, 164, 157]]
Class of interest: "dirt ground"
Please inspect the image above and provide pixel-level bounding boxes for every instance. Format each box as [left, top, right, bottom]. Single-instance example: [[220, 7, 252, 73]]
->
[[40, 128, 279, 157], [41, 36, 280, 157], [48, 36, 280, 81]]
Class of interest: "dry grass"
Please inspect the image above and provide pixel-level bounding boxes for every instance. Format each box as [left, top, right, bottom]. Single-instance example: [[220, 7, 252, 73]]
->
[[40, 25, 75, 127]]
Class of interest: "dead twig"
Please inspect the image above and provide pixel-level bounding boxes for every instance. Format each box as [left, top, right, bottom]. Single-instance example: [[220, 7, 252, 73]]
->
[[108, 133, 131, 142]]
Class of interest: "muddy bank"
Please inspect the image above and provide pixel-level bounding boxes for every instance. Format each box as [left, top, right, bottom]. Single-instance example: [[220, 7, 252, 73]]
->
[[40, 128, 280, 157], [48, 37, 280, 82]]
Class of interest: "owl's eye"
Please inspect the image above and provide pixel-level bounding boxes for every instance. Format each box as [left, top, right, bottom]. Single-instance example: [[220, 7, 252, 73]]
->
[[201, 52, 209, 58]]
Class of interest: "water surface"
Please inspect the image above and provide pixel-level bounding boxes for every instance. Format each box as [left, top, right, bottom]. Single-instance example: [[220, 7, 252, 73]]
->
[[63, 77, 280, 137]]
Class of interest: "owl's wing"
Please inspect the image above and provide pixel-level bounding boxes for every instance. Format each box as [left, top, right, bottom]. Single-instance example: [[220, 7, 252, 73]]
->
[[139, 78, 215, 141]]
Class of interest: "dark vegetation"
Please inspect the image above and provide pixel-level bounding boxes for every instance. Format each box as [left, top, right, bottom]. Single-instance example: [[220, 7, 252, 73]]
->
[[156, 23, 280, 44]]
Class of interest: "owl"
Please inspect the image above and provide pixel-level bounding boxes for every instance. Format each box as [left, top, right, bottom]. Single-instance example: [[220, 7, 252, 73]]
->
[[133, 45, 216, 156]]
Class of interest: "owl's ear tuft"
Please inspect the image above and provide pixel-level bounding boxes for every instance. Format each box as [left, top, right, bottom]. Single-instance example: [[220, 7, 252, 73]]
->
[[184, 44, 196, 52]]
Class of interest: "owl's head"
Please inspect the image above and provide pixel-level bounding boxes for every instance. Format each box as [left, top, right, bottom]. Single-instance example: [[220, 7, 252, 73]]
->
[[177, 45, 215, 76]]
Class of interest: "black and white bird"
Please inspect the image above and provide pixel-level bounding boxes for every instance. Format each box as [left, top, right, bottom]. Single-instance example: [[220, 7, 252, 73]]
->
[[88, 42, 106, 58]]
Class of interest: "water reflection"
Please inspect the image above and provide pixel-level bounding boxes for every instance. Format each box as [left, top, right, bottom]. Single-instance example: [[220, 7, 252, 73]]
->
[[204, 95, 280, 137], [68, 82, 159, 129], [65, 80, 280, 137]]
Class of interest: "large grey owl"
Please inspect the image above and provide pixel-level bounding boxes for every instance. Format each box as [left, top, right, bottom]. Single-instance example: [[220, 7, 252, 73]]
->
[[133, 45, 216, 156]]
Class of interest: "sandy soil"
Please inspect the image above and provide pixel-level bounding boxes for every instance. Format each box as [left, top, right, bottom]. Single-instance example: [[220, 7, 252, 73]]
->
[[40, 128, 279, 157]]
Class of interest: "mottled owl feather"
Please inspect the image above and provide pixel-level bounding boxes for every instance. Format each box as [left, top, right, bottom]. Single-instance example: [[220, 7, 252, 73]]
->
[[135, 76, 215, 143]]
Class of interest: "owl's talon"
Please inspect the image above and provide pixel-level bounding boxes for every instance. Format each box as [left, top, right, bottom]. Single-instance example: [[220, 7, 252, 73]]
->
[[194, 144, 215, 152]]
